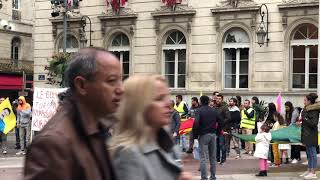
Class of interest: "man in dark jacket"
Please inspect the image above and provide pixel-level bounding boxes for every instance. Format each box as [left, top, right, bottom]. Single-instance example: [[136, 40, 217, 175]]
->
[[24, 48, 123, 180], [214, 94, 231, 164], [193, 95, 220, 180], [186, 97, 200, 153], [228, 98, 241, 158], [170, 100, 180, 144]]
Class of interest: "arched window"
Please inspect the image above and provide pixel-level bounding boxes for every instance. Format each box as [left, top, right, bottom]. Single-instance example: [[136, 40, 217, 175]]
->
[[58, 34, 79, 53], [291, 23, 318, 89], [163, 31, 186, 88], [109, 33, 130, 80], [223, 28, 249, 89], [11, 37, 21, 61]]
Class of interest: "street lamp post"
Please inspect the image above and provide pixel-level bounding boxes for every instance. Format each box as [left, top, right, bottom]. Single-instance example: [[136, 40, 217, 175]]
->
[[81, 15, 93, 47], [256, 4, 269, 47], [63, 0, 67, 53]]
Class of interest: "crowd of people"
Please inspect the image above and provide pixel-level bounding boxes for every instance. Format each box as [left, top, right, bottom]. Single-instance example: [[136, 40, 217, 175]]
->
[[0, 96, 32, 155], [169, 92, 320, 179], [0, 47, 316, 180]]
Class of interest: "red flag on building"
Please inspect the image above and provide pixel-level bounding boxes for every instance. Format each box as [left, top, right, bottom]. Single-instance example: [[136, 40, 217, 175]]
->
[[179, 117, 194, 135], [106, 0, 126, 11], [162, 0, 182, 6]]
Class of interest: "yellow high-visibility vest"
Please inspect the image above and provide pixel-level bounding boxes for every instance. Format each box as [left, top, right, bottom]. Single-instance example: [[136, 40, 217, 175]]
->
[[240, 108, 256, 129], [174, 101, 186, 115]]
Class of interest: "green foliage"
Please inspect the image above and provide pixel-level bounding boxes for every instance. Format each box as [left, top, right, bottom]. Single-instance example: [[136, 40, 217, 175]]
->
[[253, 100, 268, 121], [46, 53, 70, 87]]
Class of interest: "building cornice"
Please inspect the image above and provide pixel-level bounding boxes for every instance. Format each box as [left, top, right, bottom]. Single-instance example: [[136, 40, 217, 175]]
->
[[151, 5, 196, 18], [98, 8, 138, 21], [278, 0, 319, 10], [0, 29, 32, 37]]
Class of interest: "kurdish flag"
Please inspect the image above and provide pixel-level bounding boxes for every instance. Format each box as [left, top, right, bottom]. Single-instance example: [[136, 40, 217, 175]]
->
[[0, 98, 16, 134], [179, 117, 195, 135]]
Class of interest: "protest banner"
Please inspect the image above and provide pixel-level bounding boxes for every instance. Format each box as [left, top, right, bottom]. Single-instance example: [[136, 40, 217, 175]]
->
[[31, 87, 66, 131], [0, 98, 16, 134]]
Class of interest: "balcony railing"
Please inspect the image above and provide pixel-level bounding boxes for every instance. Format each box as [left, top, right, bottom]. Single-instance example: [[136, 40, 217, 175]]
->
[[0, 58, 33, 73]]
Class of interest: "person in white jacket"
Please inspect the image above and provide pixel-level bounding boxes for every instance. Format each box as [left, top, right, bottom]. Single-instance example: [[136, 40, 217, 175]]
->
[[254, 123, 272, 177]]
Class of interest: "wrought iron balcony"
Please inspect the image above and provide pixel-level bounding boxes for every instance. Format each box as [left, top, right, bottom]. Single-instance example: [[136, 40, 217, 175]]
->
[[0, 58, 33, 73]]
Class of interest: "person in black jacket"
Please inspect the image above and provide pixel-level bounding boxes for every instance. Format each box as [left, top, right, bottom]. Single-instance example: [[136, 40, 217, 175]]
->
[[214, 94, 231, 164], [228, 98, 241, 159], [299, 93, 320, 179], [192, 95, 220, 180], [170, 100, 180, 145]]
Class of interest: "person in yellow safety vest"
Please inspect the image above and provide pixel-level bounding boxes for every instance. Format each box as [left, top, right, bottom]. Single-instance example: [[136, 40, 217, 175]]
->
[[174, 95, 189, 118], [240, 99, 256, 155], [174, 94, 189, 152]]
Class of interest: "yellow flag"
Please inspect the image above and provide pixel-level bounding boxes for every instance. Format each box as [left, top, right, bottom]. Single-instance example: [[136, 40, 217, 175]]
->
[[0, 98, 16, 134], [200, 91, 203, 97]]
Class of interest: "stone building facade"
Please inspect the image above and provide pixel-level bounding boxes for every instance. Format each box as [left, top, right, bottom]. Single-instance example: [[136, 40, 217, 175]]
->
[[33, 0, 319, 106], [0, 0, 34, 100]]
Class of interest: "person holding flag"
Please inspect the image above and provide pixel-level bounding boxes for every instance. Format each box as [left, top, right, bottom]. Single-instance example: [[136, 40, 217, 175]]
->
[[240, 99, 256, 155], [0, 97, 17, 154], [174, 95, 189, 152]]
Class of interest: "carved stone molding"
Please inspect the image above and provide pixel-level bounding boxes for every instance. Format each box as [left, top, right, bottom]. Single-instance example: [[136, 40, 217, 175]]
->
[[151, 5, 196, 18], [151, 5, 195, 34], [98, 8, 137, 36], [212, 0, 259, 13], [278, 0, 319, 9], [50, 16, 83, 38]]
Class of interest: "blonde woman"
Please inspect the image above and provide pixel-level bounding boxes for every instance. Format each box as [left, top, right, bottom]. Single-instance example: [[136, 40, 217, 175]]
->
[[110, 75, 192, 180]]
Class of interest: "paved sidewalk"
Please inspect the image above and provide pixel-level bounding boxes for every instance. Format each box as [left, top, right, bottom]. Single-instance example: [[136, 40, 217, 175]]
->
[[194, 172, 320, 180], [0, 157, 24, 169]]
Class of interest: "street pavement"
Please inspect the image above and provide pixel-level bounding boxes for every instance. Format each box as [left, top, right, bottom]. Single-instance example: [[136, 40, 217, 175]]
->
[[0, 151, 318, 180]]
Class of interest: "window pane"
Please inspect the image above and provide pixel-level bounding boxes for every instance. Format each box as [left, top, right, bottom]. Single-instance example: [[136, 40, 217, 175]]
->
[[178, 75, 185, 88], [239, 75, 248, 88], [178, 62, 185, 74], [292, 46, 305, 59], [112, 51, 121, 59], [225, 49, 236, 60], [178, 49, 186, 61], [225, 75, 236, 88], [309, 59, 317, 73], [310, 45, 318, 59], [166, 75, 174, 88], [292, 74, 305, 88], [240, 61, 248, 74], [14, 47, 19, 60], [308, 24, 318, 39], [240, 48, 249, 60], [121, 34, 129, 46], [123, 51, 129, 62], [309, 74, 318, 89], [178, 32, 186, 44], [164, 50, 175, 61], [165, 62, 175, 74], [123, 63, 129, 76], [293, 60, 305, 73], [225, 61, 236, 74], [294, 25, 307, 40]]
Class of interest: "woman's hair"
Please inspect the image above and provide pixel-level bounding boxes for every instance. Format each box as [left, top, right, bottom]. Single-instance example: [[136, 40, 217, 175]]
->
[[109, 75, 167, 150], [284, 101, 293, 112], [273, 112, 285, 126], [268, 103, 277, 113], [306, 93, 318, 104], [260, 123, 271, 133], [252, 96, 259, 104]]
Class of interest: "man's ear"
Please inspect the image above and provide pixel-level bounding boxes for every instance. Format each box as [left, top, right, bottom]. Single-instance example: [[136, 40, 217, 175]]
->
[[74, 76, 88, 96]]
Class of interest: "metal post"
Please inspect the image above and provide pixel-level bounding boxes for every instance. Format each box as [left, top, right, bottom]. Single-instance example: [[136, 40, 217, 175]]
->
[[63, 0, 67, 53]]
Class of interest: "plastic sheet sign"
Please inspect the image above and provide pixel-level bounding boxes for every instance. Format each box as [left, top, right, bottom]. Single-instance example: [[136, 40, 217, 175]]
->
[[31, 87, 67, 131]]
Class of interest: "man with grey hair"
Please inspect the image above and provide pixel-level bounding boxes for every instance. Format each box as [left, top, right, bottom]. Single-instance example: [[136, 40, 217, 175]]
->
[[24, 47, 124, 180]]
